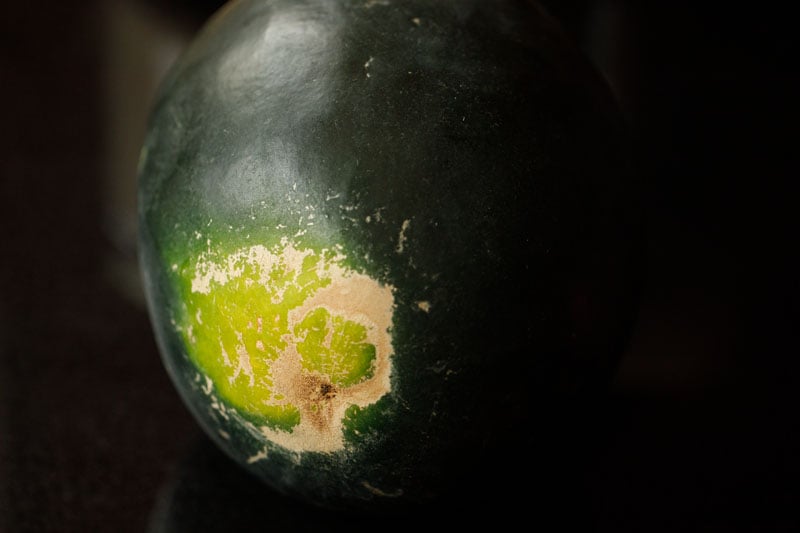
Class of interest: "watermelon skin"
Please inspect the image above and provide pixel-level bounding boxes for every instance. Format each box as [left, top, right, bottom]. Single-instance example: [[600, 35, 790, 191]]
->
[[138, 0, 642, 513]]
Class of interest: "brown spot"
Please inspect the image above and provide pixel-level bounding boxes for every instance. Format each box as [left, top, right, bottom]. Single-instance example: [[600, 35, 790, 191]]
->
[[318, 382, 337, 399], [290, 372, 340, 431], [262, 273, 395, 453]]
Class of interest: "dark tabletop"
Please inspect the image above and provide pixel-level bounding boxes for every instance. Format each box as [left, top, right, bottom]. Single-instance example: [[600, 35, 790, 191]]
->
[[1, 1, 798, 531]]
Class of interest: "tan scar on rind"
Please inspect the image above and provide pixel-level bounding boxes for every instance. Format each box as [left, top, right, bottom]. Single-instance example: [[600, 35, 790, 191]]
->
[[262, 273, 395, 453]]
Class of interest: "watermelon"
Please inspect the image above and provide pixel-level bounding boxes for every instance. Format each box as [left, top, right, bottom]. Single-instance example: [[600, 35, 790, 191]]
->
[[137, 0, 642, 514]]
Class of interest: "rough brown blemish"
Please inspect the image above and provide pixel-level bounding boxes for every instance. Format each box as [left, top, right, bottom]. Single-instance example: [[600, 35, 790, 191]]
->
[[261, 273, 395, 453], [190, 240, 395, 454], [295, 373, 338, 431], [318, 382, 336, 399]]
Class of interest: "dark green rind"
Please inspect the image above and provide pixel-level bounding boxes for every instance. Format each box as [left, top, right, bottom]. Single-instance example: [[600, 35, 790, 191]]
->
[[138, 0, 643, 512]]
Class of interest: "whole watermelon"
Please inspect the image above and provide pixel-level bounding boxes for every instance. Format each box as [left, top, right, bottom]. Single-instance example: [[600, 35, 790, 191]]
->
[[138, 0, 642, 514]]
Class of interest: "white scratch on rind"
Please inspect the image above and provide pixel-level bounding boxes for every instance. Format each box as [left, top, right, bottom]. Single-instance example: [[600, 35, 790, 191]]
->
[[210, 395, 230, 421], [364, 56, 374, 78], [396, 219, 411, 254], [247, 447, 269, 464], [428, 360, 447, 373], [361, 480, 404, 498], [233, 332, 256, 386], [202, 375, 213, 395]]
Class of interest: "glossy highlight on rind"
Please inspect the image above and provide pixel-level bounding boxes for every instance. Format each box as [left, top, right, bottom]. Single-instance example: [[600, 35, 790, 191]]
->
[[177, 238, 395, 453]]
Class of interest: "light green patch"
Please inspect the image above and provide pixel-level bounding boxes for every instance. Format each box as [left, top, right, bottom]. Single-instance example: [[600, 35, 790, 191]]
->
[[175, 238, 395, 452], [294, 307, 376, 387]]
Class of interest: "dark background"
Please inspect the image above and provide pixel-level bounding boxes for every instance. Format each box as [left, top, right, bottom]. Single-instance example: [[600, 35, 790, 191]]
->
[[1, 1, 797, 531]]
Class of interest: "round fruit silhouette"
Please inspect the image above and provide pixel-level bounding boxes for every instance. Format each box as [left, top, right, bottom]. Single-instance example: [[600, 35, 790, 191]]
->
[[138, 0, 643, 513]]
